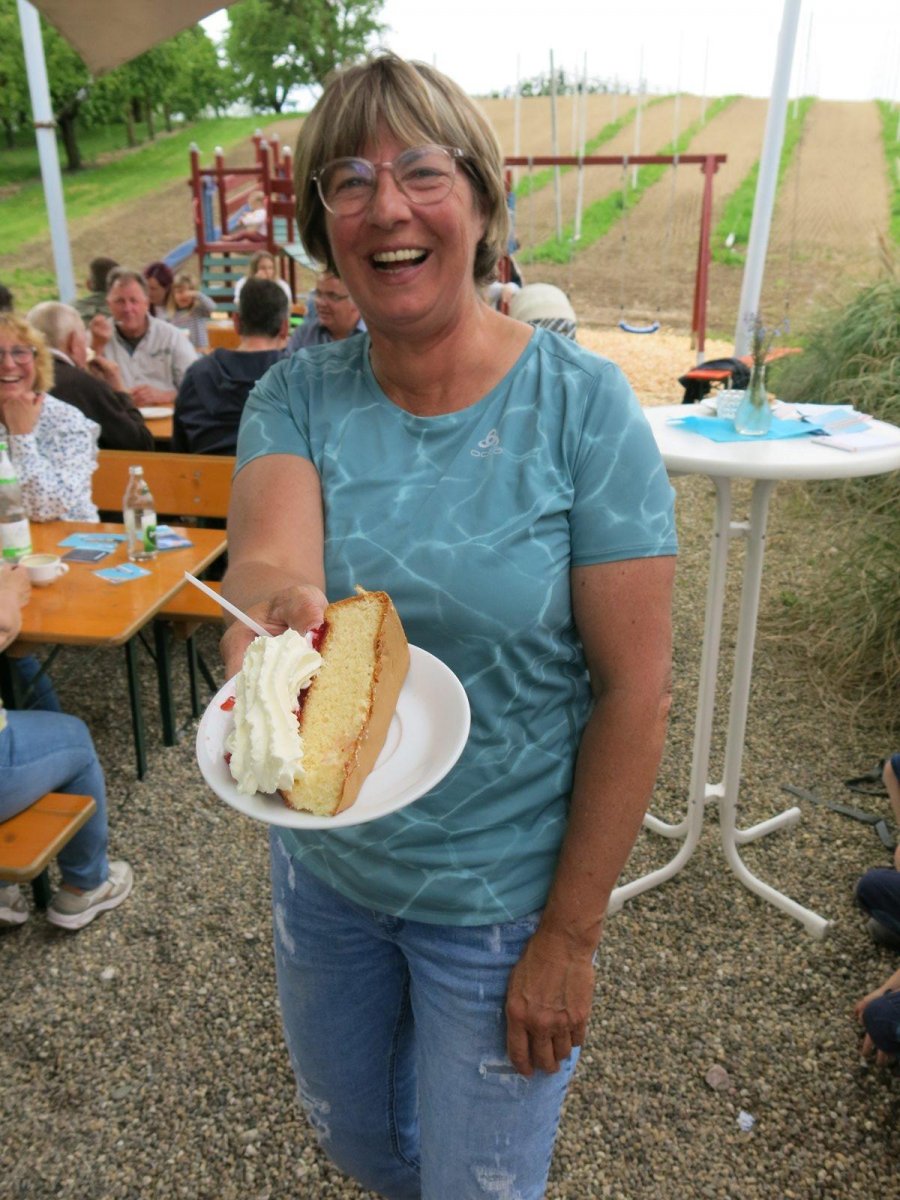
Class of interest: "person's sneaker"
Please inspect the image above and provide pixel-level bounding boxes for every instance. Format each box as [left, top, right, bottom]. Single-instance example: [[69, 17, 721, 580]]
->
[[46, 861, 133, 931], [0, 884, 29, 927]]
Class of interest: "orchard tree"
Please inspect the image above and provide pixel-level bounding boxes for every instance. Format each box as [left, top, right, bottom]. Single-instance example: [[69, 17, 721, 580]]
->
[[0, 1, 28, 148], [163, 27, 232, 123], [227, 0, 384, 113]]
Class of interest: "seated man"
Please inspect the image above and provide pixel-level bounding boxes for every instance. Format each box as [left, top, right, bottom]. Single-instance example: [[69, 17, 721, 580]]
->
[[27, 301, 153, 451], [74, 256, 118, 321], [88, 268, 198, 407], [173, 278, 288, 456], [508, 283, 577, 341], [286, 271, 364, 354]]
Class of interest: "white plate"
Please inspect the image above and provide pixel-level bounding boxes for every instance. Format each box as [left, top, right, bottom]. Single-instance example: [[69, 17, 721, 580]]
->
[[196, 646, 470, 829], [140, 405, 175, 419]]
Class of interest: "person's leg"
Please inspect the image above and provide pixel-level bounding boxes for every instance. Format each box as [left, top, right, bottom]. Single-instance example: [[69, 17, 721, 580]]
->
[[13, 654, 62, 712], [885, 756, 900, 825], [270, 835, 421, 1200], [403, 910, 579, 1200], [863, 989, 900, 1058], [0, 711, 109, 889], [856, 866, 900, 946]]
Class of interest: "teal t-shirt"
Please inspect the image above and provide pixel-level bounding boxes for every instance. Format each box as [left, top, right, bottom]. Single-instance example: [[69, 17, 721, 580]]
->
[[236, 328, 677, 924]]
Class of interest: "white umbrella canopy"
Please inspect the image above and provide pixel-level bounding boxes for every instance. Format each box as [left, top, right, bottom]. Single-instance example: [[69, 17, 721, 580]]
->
[[29, 1, 232, 74]]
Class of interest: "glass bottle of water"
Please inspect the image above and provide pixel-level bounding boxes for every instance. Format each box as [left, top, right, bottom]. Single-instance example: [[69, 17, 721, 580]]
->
[[0, 439, 33, 562], [122, 465, 158, 561]]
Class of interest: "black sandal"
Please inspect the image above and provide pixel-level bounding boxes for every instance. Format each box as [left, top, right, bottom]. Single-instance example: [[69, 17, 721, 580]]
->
[[845, 758, 888, 796]]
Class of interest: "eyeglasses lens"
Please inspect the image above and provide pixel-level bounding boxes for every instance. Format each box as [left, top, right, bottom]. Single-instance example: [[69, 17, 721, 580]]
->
[[318, 146, 458, 215], [0, 347, 34, 364]]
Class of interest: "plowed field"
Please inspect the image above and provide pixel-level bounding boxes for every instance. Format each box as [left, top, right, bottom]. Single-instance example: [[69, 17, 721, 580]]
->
[[2, 95, 890, 354]]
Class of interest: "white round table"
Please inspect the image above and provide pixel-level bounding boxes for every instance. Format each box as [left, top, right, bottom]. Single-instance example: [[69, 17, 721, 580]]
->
[[609, 404, 900, 939]]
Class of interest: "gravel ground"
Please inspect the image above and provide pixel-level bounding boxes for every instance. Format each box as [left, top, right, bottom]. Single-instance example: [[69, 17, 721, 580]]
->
[[2, 337, 899, 1199]]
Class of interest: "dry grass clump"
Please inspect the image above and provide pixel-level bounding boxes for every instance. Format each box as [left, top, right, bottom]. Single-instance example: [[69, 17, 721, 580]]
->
[[772, 275, 900, 703]]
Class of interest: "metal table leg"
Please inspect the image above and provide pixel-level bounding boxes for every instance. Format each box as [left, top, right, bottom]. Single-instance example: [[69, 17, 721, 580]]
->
[[610, 476, 832, 938], [123, 638, 147, 780]]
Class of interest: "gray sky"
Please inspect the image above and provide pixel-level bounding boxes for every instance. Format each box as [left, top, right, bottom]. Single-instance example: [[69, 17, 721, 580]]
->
[[204, 1, 899, 102]]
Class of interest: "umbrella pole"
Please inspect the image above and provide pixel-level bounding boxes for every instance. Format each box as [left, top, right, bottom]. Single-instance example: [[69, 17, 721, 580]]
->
[[17, 0, 76, 303]]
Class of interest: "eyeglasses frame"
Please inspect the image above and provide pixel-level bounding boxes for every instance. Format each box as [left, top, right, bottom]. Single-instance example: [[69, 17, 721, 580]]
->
[[0, 345, 37, 365], [312, 145, 467, 216]]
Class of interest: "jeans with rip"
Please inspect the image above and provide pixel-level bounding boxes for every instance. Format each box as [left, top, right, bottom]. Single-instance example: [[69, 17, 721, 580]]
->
[[270, 833, 579, 1200], [0, 710, 109, 890]]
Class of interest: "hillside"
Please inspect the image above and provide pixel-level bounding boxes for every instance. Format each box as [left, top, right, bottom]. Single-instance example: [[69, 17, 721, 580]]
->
[[0, 96, 891, 340]]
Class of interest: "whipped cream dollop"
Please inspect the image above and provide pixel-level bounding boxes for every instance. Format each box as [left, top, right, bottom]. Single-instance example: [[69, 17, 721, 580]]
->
[[226, 629, 323, 795]]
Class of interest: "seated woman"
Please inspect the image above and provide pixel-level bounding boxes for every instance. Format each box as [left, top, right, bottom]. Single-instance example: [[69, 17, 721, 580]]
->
[[144, 261, 175, 320], [0, 564, 133, 930], [233, 251, 292, 308], [170, 272, 216, 350], [0, 312, 98, 522]]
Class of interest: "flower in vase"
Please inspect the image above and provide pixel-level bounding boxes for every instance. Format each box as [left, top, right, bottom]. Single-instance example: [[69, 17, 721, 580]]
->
[[746, 312, 788, 374]]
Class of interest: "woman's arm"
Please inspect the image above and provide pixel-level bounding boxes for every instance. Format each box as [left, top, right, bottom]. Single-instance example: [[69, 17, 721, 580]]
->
[[0, 564, 29, 652], [505, 554, 676, 1076], [6, 401, 98, 522], [220, 453, 328, 677]]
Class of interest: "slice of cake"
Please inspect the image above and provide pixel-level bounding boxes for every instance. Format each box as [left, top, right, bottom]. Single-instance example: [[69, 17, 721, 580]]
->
[[283, 590, 409, 817]]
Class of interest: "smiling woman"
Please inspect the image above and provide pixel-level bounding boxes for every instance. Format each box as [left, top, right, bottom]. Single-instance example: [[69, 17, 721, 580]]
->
[[0, 312, 99, 522], [221, 51, 677, 1200]]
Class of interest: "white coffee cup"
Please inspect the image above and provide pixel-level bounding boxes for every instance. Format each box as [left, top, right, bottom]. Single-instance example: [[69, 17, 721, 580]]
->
[[20, 553, 69, 586]]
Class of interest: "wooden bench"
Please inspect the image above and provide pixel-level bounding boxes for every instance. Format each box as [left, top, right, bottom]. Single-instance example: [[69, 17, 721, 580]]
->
[[0, 794, 96, 909], [681, 346, 803, 386], [92, 450, 234, 738]]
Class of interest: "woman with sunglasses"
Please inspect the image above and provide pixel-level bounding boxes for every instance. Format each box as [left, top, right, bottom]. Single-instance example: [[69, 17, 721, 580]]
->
[[221, 53, 676, 1199], [0, 313, 98, 522]]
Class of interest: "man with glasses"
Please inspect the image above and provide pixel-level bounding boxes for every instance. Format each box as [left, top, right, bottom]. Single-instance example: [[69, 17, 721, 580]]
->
[[286, 271, 364, 355]]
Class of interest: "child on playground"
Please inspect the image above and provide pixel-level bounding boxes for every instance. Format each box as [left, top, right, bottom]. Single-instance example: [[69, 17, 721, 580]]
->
[[853, 755, 900, 1065], [170, 272, 215, 350], [221, 190, 268, 244]]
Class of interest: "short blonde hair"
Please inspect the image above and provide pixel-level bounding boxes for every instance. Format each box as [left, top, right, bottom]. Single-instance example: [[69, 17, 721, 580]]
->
[[174, 272, 196, 290], [0, 311, 54, 394], [294, 52, 508, 287]]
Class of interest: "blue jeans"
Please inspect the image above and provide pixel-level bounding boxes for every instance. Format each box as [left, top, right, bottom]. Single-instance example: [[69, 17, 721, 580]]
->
[[0, 710, 109, 890], [270, 834, 578, 1200], [856, 867, 900, 940]]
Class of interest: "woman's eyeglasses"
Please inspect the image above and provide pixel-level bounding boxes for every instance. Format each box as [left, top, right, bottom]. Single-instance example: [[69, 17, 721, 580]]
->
[[312, 288, 350, 304], [313, 145, 465, 217], [0, 346, 37, 365]]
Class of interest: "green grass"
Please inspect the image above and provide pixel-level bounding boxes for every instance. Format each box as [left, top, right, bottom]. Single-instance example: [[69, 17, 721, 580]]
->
[[512, 98, 654, 201], [712, 97, 814, 265], [0, 116, 266, 257], [0, 123, 163, 188], [520, 95, 737, 265], [877, 100, 900, 245]]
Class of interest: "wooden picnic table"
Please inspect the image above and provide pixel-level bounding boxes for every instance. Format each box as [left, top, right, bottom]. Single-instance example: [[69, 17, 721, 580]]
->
[[1, 521, 227, 778]]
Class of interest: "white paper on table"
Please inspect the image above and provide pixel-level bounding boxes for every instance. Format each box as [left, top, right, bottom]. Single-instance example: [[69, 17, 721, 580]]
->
[[810, 424, 900, 453]]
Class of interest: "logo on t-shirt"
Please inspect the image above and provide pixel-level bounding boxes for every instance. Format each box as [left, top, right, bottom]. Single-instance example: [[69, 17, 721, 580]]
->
[[470, 428, 503, 458]]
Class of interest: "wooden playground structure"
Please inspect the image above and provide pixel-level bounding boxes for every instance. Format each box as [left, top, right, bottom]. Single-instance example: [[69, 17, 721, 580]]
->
[[187, 140, 727, 353], [188, 132, 314, 312]]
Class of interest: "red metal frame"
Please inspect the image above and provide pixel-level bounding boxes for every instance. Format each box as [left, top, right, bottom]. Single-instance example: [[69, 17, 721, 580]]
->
[[188, 134, 299, 293], [504, 154, 725, 357]]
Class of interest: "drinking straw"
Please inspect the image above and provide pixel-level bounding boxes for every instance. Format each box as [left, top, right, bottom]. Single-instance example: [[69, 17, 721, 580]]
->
[[183, 572, 270, 638]]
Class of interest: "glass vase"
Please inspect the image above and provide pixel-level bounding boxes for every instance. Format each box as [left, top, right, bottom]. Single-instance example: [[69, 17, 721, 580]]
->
[[733, 364, 771, 436]]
